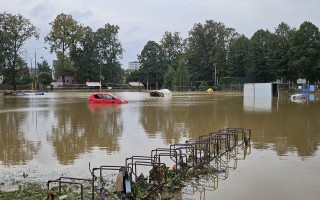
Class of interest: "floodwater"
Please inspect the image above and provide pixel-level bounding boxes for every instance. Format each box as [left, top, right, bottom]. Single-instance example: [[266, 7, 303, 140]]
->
[[0, 91, 320, 199]]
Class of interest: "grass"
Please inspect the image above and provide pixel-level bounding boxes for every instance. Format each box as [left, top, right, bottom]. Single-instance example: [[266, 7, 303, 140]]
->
[[0, 183, 47, 200]]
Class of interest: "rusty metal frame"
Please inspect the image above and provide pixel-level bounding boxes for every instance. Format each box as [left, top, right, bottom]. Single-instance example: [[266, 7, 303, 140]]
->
[[89, 165, 131, 200], [47, 177, 91, 200], [46, 128, 252, 200]]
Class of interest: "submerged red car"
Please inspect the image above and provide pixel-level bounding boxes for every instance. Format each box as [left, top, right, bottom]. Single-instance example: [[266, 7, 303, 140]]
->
[[88, 92, 128, 104]]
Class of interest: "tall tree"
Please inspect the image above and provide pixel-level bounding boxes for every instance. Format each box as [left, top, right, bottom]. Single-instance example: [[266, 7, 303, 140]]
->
[[96, 23, 123, 84], [138, 41, 166, 90], [163, 66, 176, 89], [72, 26, 99, 83], [37, 60, 51, 73], [269, 22, 294, 82], [37, 60, 52, 86], [175, 58, 190, 90], [247, 29, 275, 82], [45, 13, 83, 83], [289, 21, 320, 82], [226, 34, 250, 78], [186, 20, 238, 84], [0, 12, 39, 90], [160, 31, 185, 69]]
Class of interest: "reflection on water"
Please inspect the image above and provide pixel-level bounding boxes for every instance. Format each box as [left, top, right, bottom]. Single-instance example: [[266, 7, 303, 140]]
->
[[243, 95, 272, 112], [183, 143, 251, 199], [0, 91, 320, 199], [50, 101, 125, 164]]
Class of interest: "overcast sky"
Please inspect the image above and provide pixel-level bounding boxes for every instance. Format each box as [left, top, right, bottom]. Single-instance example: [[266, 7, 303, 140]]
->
[[1, 0, 319, 69]]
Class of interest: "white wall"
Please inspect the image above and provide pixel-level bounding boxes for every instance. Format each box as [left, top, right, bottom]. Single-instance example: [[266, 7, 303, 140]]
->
[[243, 83, 273, 112]]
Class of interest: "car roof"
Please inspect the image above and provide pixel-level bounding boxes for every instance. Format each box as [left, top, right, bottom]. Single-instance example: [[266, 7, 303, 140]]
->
[[92, 92, 113, 95], [91, 92, 116, 97]]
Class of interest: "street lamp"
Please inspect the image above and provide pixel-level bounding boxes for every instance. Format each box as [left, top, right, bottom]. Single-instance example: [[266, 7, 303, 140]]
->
[[34, 47, 47, 91], [35, 47, 47, 77]]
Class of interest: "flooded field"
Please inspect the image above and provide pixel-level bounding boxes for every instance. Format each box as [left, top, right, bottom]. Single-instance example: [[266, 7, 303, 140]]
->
[[0, 91, 319, 199]]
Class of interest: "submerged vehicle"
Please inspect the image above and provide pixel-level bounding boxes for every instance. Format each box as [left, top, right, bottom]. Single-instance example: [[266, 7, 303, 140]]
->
[[289, 93, 306, 102], [150, 89, 172, 97], [88, 92, 128, 104]]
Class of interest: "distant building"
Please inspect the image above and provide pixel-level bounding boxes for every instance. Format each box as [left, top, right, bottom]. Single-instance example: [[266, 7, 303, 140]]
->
[[128, 61, 140, 71], [57, 75, 75, 84], [52, 60, 75, 84]]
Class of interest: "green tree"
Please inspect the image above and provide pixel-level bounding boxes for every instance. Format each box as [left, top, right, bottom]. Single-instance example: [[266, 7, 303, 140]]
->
[[37, 60, 52, 86], [96, 24, 123, 84], [0, 12, 39, 90], [247, 29, 275, 82], [175, 59, 190, 90], [269, 22, 294, 82], [104, 63, 125, 84], [45, 13, 84, 83], [16, 64, 31, 85], [37, 71, 52, 85], [53, 51, 73, 80], [138, 41, 166, 90], [226, 35, 249, 78], [160, 31, 185, 69], [289, 21, 320, 82], [186, 20, 238, 84], [37, 60, 51, 73], [126, 69, 143, 83], [163, 66, 176, 89], [72, 26, 99, 83]]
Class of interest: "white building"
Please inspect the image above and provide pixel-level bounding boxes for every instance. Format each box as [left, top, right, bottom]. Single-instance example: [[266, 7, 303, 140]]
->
[[128, 61, 140, 71]]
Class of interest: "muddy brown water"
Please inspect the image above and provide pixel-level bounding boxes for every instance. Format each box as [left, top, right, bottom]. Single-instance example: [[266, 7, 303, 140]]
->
[[0, 91, 319, 199]]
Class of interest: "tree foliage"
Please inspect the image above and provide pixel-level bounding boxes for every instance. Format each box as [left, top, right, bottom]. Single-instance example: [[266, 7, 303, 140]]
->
[[37, 60, 51, 73], [45, 13, 83, 82], [72, 26, 99, 83], [37, 71, 52, 85], [160, 31, 185, 69], [226, 35, 249, 78], [45, 15, 124, 84], [96, 24, 124, 84], [246, 29, 276, 82], [269, 22, 294, 82], [289, 21, 320, 82], [163, 66, 176, 89], [2, 11, 320, 90], [185, 20, 238, 84], [175, 59, 189, 90], [138, 41, 166, 90], [0, 12, 39, 90]]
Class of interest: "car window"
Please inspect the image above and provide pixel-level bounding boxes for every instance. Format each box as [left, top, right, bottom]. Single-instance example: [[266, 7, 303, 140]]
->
[[94, 94, 101, 99], [102, 94, 113, 100]]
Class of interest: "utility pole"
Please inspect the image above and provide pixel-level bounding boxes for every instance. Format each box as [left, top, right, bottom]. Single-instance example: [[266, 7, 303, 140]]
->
[[34, 47, 47, 91]]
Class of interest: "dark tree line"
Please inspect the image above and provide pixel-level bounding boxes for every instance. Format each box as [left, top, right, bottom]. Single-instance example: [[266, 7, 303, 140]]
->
[[1, 11, 320, 91], [130, 20, 320, 90]]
